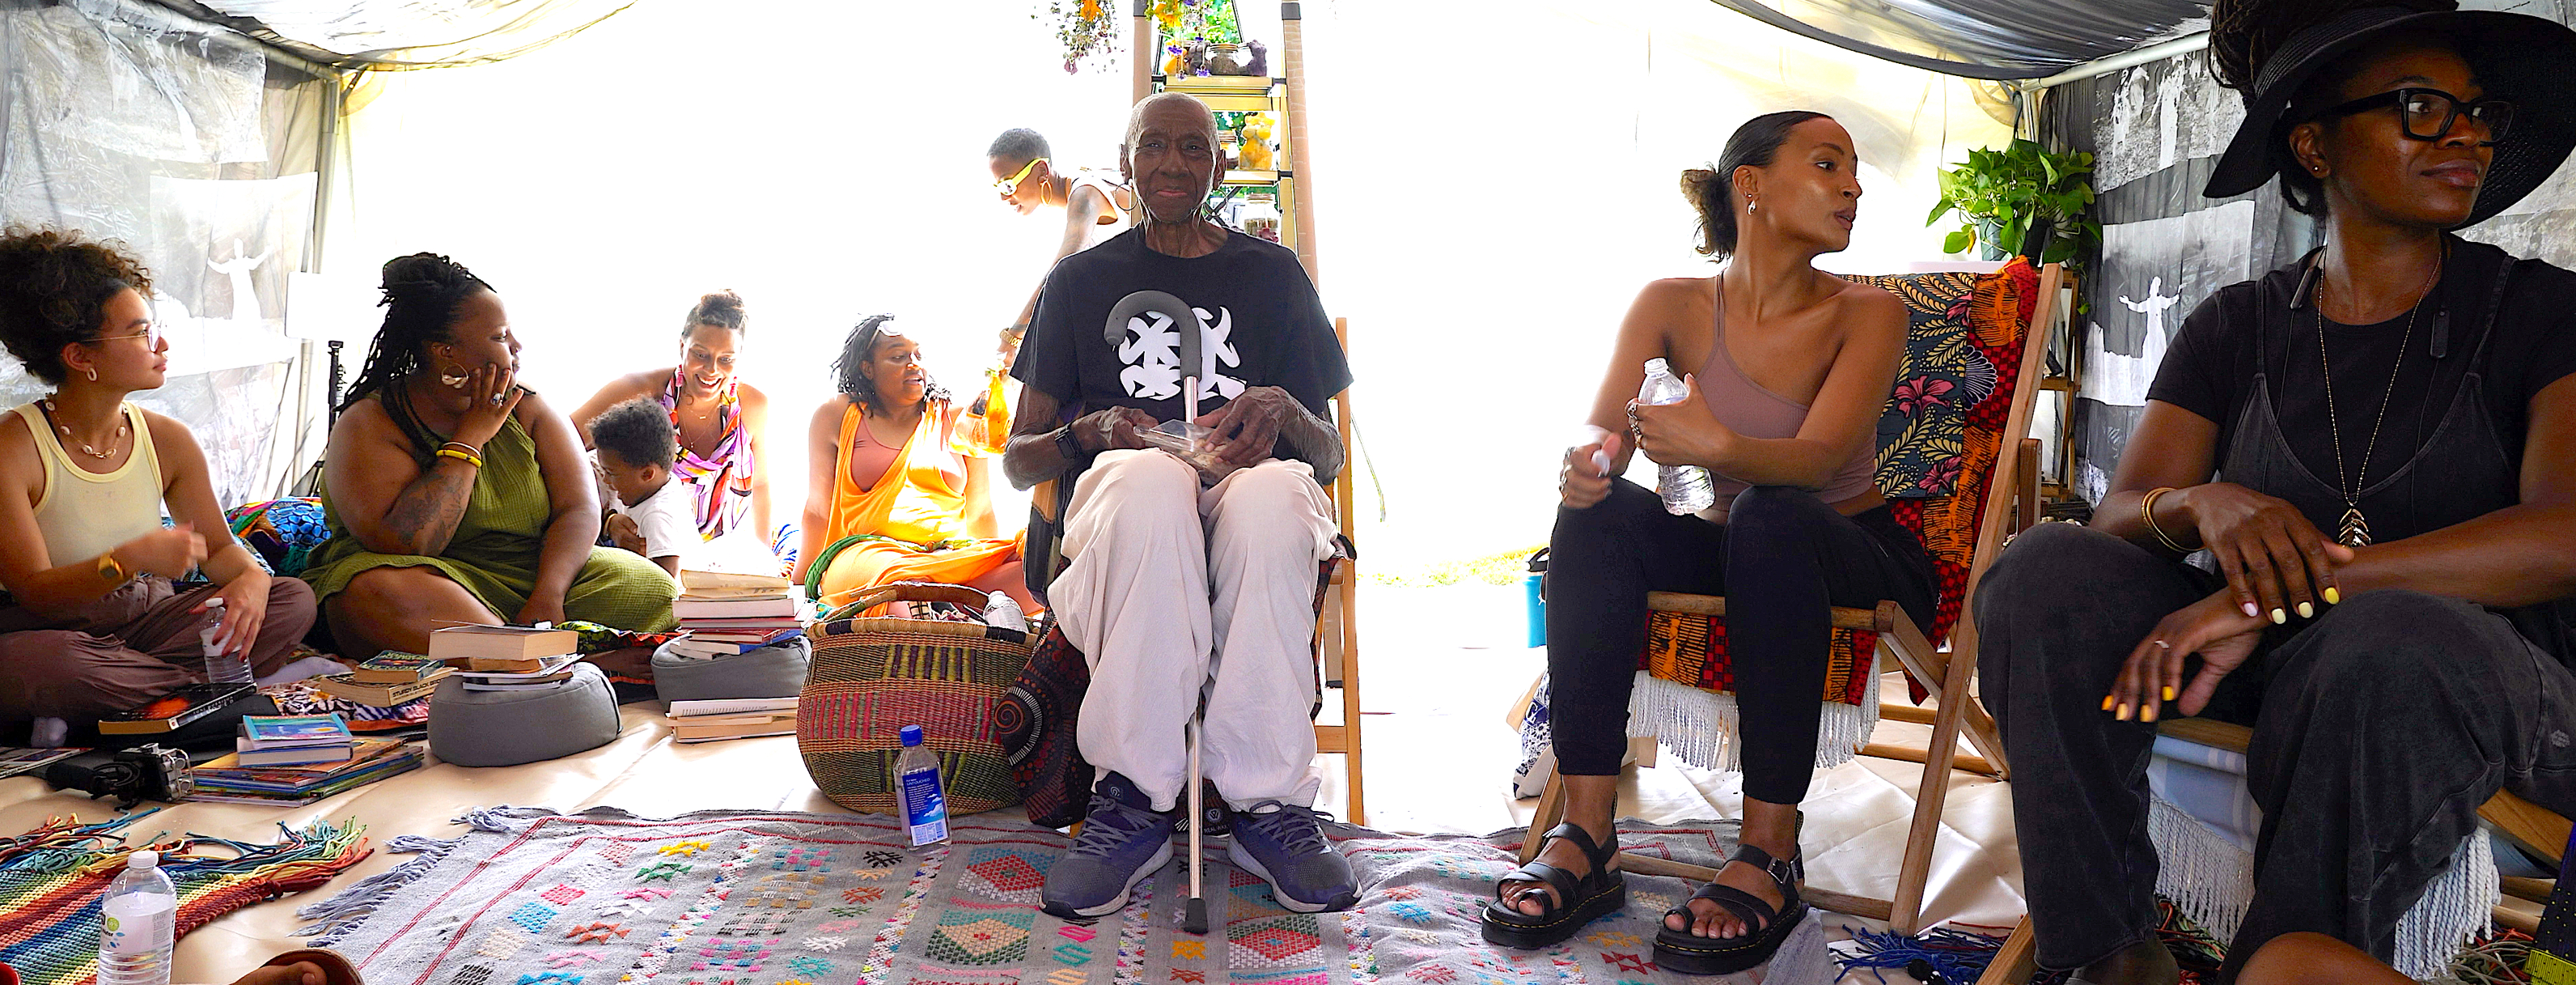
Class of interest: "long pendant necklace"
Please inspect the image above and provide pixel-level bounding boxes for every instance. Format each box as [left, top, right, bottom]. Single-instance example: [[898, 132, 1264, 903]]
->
[[38, 397, 129, 460], [2313, 250, 2438, 548]]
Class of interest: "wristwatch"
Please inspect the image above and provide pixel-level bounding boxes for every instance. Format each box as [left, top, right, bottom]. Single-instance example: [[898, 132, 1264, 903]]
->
[[95, 550, 128, 588], [1053, 427, 1087, 466]]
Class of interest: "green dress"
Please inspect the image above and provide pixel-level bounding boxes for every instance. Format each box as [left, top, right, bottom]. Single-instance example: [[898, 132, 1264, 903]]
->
[[300, 415, 677, 632]]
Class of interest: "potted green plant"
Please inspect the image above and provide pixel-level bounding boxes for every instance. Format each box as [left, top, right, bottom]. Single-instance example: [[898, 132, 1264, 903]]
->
[[1926, 139, 2101, 265]]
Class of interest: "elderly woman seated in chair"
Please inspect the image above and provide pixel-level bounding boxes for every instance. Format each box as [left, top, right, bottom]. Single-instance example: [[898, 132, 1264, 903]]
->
[[1976, 2, 2576, 983], [299, 253, 676, 657], [1483, 111, 1933, 975], [792, 315, 1032, 614]]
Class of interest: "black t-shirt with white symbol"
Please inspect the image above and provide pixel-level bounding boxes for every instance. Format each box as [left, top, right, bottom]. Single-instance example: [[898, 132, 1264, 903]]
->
[[1014, 227, 1353, 439]]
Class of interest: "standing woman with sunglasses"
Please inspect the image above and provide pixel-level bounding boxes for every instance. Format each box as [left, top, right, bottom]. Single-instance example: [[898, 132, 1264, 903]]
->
[[0, 227, 322, 737], [1977, 2, 2576, 982], [988, 128, 1134, 355]]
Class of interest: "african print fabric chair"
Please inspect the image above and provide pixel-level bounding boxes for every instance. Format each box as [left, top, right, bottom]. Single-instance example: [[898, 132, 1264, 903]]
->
[[1520, 259, 2061, 935]]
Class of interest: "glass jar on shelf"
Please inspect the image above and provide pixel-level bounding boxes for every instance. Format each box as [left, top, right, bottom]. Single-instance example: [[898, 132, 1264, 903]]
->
[[1239, 193, 1282, 243]]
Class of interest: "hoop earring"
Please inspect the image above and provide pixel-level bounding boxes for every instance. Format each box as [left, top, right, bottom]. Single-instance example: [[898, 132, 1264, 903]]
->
[[1748, 199, 1758, 214]]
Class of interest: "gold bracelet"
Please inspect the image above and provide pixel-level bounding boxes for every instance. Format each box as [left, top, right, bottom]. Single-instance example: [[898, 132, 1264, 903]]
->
[[2141, 486, 2191, 553], [440, 441, 481, 457], [434, 447, 484, 469]]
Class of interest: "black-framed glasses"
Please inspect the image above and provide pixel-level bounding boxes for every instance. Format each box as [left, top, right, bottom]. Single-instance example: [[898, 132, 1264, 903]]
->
[[2314, 87, 2514, 145]]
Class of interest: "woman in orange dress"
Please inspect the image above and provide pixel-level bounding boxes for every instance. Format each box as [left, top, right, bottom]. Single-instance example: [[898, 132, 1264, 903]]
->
[[794, 315, 1032, 614]]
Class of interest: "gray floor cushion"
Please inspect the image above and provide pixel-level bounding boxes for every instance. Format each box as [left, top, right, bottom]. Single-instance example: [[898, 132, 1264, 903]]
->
[[428, 661, 620, 766], [651, 636, 811, 703]]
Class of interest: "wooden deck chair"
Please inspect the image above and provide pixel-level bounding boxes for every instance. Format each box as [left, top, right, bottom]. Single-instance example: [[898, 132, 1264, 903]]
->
[[1522, 261, 2063, 936], [1021, 316, 1367, 825], [1973, 720, 2570, 985]]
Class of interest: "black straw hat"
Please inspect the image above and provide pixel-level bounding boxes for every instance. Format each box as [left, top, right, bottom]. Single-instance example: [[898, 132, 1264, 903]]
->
[[2203, 6, 2576, 227]]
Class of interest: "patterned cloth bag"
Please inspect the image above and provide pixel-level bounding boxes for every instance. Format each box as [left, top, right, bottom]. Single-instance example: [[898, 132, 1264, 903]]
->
[[799, 583, 1034, 817], [994, 622, 1093, 829]]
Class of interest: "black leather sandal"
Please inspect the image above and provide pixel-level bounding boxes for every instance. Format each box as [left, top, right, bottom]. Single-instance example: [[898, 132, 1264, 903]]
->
[[1480, 822, 1628, 949], [1650, 842, 1808, 975]]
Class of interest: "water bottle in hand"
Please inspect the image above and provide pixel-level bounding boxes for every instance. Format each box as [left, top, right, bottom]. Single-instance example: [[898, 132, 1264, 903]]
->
[[98, 850, 176, 985], [896, 725, 951, 847], [1638, 359, 1714, 515], [200, 598, 250, 685]]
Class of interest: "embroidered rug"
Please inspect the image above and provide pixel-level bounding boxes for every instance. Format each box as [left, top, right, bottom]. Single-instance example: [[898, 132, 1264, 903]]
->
[[1, 812, 372, 985], [294, 809, 1834, 985]]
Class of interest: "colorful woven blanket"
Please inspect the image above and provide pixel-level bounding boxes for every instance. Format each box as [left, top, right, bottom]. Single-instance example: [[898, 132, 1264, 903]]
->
[[0, 812, 371, 985], [290, 806, 1833, 985]]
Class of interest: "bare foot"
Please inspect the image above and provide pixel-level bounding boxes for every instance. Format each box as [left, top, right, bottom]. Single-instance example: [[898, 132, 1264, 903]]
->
[[1664, 855, 1786, 939], [1499, 823, 1613, 916]]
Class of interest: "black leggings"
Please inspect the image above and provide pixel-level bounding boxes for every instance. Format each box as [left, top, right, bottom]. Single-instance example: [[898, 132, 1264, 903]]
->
[[1545, 479, 1936, 805]]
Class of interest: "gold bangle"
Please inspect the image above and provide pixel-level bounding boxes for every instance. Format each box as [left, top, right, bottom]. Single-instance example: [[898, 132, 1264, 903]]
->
[[440, 441, 481, 457], [2141, 486, 2190, 553], [435, 448, 484, 469]]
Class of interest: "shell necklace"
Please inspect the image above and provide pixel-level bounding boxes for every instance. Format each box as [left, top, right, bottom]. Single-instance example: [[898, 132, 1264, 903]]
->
[[39, 397, 129, 460]]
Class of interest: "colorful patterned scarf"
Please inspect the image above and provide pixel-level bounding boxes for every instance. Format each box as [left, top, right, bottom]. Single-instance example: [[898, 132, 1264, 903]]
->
[[657, 368, 756, 541], [0, 813, 371, 985]]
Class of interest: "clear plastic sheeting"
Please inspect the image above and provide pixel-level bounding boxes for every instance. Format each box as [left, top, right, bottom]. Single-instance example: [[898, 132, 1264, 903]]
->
[[0, 0, 333, 503], [138, 0, 634, 70], [1707, 0, 2209, 79]]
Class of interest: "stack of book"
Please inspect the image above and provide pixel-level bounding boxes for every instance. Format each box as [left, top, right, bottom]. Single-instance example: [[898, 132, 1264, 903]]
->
[[235, 714, 356, 766], [311, 652, 452, 707], [96, 683, 256, 735], [420, 624, 587, 691], [455, 652, 584, 691], [187, 737, 423, 805], [667, 698, 799, 743], [665, 571, 806, 660], [430, 625, 583, 673]]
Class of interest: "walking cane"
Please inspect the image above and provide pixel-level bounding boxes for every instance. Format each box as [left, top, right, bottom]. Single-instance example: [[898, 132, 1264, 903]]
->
[[1104, 291, 1214, 934]]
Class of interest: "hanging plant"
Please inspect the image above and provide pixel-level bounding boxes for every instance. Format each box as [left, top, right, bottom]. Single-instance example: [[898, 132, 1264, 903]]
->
[[1040, 0, 1121, 74], [1926, 139, 2100, 266]]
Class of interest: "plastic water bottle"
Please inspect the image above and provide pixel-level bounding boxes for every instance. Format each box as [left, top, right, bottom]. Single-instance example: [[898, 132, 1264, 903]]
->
[[895, 725, 951, 847], [199, 598, 251, 685], [1638, 359, 1715, 515], [98, 850, 176, 985], [982, 592, 1024, 632]]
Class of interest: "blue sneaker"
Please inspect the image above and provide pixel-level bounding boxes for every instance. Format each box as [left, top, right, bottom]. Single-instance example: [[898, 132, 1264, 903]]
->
[[1227, 801, 1356, 912], [1043, 772, 1178, 919]]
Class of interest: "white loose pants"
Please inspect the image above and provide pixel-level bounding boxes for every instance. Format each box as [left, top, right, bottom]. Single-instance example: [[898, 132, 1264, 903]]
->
[[1052, 449, 1339, 812]]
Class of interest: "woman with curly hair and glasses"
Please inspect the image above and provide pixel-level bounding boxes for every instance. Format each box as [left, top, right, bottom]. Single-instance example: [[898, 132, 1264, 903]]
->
[[1977, 1, 2576, 981], [794, 315, 1030, 615], [0, 226, 324, 740], [299, 253, 676, 658]]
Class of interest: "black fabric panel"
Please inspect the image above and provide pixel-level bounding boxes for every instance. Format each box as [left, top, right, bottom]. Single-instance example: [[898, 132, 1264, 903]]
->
[[1707, 0, 2205, 79]]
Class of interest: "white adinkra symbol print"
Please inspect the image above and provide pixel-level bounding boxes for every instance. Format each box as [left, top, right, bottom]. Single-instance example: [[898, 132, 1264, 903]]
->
[[1116, 304, 1246, 401]]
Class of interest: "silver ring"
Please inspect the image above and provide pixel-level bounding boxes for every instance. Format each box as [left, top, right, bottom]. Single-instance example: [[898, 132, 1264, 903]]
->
[[490, 393, 506, 406]]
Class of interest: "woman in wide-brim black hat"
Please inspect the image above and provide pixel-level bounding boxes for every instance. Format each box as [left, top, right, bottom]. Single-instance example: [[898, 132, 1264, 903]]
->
[[1977, 2, 2576, 983]]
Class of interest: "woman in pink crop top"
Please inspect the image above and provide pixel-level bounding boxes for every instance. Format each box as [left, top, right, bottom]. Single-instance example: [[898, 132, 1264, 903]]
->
[[1482, 112, 1936, 974]]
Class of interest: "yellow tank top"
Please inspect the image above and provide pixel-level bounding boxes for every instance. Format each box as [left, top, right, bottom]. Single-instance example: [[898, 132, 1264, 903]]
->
[[15, 401, 163, 565]]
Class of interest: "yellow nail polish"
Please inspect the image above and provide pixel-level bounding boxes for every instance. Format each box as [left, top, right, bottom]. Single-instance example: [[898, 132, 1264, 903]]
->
[[2141, 704, 2158, 723], [2324, 587, 2341, 605], [2101, 694, 2116, 711], [2270, 608, 2287, 625], [2116, 703, 2132, 721], [2297, 601, 2314, 618], [2163, 686, 2176, 701]]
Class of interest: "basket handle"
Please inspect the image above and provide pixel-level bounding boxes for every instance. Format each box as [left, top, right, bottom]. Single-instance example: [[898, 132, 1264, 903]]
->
[[835, 580, 996, 614]]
